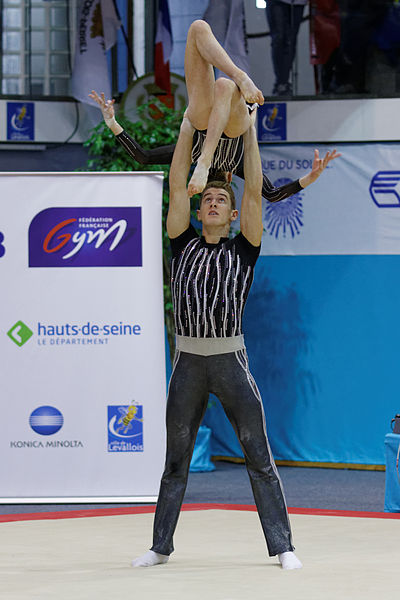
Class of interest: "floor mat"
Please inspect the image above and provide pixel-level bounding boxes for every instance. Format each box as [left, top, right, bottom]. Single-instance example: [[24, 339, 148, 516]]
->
[[1, 505, 399, 600]]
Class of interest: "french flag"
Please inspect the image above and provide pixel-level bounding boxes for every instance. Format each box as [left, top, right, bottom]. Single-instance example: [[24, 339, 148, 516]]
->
[[154, 0, 173, 93]]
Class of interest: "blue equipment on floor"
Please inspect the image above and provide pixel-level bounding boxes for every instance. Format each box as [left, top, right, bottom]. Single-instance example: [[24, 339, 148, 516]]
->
[[384, 427, 400, 512], [190, 425, 216, 472]]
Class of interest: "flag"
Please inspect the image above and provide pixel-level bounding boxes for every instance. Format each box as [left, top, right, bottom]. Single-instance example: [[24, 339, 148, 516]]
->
[[101, 0, 121, 50], [71, 0, 121, 105], [203, 0, 249, 75], [154, 0, 173, 93]]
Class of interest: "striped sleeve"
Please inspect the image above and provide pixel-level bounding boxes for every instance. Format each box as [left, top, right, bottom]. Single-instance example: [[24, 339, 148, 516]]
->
[[116, 130, 175, 165], [234, 160, 302, 203], [262, 173, 302, 203]]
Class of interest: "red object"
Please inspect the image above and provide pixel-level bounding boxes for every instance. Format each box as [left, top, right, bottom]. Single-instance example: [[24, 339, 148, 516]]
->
[[149, 94, 175, 120], [154, 43, 171, 94], [1, 503, 399, 523], [310, 0, 341, 66], [154, 0, 173, 93]]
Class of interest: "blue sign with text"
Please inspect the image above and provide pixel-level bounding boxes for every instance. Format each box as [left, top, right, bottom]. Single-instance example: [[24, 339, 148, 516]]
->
[[257, 103, 287, 142], [7, 102, 34, 141]]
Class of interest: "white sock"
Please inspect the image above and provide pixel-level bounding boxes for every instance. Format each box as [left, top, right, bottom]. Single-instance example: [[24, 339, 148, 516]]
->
[[278, 551, 302, 570], [131, 550, 169, 568]]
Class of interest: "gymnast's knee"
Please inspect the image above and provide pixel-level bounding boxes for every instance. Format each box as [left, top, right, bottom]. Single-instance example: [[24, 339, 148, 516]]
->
[[162, 446, 193, 480], [188, 19, 211, 39], [243, 446, 277, 478], [161, 460, 190, 484], [214, 77, 237, 98]]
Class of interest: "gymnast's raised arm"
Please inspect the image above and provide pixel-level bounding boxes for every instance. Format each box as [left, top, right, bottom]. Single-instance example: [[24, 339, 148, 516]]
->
[[166, 115, 195, 239], [89, 90, 175, 165]]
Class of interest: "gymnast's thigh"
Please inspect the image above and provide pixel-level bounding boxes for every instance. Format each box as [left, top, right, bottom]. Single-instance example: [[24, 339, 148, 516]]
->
[[165, 351, 209, 449], [208, 350, 270, 451]]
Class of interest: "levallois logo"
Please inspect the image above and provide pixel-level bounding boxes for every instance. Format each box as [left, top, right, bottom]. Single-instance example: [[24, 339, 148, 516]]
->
[[108, 404, 143, 452], [28, 207, 142, 267]]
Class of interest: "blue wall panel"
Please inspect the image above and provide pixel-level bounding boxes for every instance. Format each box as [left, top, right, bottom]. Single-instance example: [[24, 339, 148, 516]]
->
[[203, 255, 400, 464]]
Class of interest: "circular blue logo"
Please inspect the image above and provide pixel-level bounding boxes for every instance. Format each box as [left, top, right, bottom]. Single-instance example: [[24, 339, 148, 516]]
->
[[264, 178, 304, 239], [29, 406, 64, 436]]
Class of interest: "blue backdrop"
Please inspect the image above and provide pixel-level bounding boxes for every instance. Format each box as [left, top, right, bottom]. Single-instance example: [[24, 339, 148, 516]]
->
[[202, 255, 399, 465]]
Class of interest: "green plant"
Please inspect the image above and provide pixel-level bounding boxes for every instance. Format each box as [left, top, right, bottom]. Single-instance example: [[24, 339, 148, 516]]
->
[[82, 100, 187, 363]]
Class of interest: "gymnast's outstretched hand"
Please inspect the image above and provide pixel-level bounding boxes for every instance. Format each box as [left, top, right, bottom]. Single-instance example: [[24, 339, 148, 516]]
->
[[89, 90, 122, 135], [299, 148, 341, 189]]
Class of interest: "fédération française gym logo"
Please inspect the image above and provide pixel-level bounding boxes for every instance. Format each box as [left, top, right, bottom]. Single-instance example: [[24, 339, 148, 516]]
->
[[28, 207, 142, 267]]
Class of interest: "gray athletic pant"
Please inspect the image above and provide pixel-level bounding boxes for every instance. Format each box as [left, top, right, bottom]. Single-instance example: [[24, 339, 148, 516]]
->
[[151, 335, 294, 557]]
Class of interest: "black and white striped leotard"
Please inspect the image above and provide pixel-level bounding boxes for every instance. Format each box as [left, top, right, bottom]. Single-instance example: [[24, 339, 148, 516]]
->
[[170, 224, 260, 338], [116, 129, 302, 203], [191, 129, 244, 173]]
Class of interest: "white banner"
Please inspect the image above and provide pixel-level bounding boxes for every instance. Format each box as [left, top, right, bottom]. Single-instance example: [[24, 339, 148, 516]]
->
[[236, 142, 400, 255], [0, 172, 166, 501]]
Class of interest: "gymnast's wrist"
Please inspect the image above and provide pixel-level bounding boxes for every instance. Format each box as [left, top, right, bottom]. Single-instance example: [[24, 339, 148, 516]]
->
[[299, 173, 313, 188], [105, 117, 123, 135], [105, 115, 117, 128]]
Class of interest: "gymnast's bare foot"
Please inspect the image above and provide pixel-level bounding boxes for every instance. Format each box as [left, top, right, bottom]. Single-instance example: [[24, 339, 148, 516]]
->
[[234, 71, 264, 105], [188, 161, 210, 197]]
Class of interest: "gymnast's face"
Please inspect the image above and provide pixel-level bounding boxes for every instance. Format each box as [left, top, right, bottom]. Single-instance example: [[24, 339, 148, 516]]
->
[[197, 188, 238, 228]]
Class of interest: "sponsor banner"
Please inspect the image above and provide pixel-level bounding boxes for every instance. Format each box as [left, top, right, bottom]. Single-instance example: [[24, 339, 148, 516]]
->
[[7, 102, 34, 141], [0, 172, 166, 499], [238, 142, 400, 255]]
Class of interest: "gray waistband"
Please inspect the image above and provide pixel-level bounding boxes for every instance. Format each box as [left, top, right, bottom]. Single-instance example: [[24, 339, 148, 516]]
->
[[176, 335, 245, 356]]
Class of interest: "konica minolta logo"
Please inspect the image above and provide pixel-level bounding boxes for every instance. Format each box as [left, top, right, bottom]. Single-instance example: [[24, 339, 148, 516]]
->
[[9, 406, 84, 449], [29, 406, 64, 435], [370, 171, 400, 207]]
